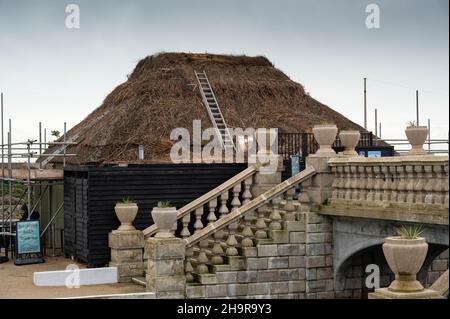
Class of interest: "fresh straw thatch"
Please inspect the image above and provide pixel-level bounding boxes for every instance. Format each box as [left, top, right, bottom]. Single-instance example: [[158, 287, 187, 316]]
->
[[41, 52, 366, 165]]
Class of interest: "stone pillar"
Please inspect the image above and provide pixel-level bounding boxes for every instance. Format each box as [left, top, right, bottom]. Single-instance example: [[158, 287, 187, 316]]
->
[[303, 154, 336, 298], [144, 237, 186, 299], [109, 230, 145, 283], [250, 154, 284, 197], [305, 155, 335, 208]]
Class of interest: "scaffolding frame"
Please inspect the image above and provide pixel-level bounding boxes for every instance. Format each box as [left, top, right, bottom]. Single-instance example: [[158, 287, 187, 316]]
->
[[0, 93, 77, 259]]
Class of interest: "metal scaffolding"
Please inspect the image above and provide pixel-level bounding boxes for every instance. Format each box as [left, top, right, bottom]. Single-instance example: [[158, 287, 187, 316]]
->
[[0, 93, 76, 260]]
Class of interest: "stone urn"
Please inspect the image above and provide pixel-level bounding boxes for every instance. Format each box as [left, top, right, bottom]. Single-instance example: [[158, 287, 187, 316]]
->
[[382, 236, 428, 292], [255, 128, 277, 155], [151, 206, 178, 238], [339, 130, 361, 156], [405, 125, 428, 155], [114, 202, 138, 231], [312, 124, 338, 156]]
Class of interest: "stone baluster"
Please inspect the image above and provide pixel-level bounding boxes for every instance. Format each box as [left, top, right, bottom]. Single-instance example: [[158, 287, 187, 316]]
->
[[444, 164, 449, 209], [344, 165, 352, 200], [413, 164, 426, 204], [242, 178, 253, 205], [269, 196, 282, 230], [396, 165, 407, 203], [389, 165, 398, 202], [337, 166, 346, 199], [207, 198, 217, 225], [194, 207, 204, 233], [196, 240, 209, 274], [432, 165, 443, 205], [255, 205, 268, 239], [181, 214, 194, 282], [226, 184, 241, 256], [424, 165, 435, 204], [219, 191, 229, 218], [358, 166, 367, 202], [331, 166, 340, 200], [241, 178, 254, 247], [365, 165, 374, 202], [405, 165, 416, 204], [373, 165, 383, 202], [350, 164, 359, 200], [284, 188, 296, 221], [194, 206, 209, 274], [219, 191, 230, 252], [208, 198, 224, 264], [381, 165, 391, 202]]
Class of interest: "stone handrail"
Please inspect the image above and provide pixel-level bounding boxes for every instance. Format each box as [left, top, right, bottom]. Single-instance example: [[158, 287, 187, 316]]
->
[[143, 166, 257, 238], [180, 166, 316, 281], [326, 155, 449, 223]]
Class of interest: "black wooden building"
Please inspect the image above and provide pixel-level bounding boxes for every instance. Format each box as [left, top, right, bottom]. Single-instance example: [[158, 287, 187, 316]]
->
[[64, 163, 247, 266]]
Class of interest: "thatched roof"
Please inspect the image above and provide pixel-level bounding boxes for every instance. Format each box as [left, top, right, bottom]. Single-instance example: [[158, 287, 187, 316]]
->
[[42, 52, 366, 165]]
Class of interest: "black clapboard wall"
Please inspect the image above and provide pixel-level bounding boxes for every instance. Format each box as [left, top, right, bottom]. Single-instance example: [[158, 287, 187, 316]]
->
[[64, 163, 247, 266]]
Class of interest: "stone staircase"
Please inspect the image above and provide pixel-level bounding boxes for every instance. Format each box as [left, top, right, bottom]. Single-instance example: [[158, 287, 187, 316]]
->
[[185, 208, 308, 298], [138, 157, 319, 298]]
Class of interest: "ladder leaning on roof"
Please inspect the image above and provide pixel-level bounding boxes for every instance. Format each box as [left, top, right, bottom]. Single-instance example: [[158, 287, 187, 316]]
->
[[194, 70, 235, 151]]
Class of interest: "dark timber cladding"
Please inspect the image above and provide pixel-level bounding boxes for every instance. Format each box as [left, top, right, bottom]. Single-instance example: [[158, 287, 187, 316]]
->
[[64, 163, 247, 266]]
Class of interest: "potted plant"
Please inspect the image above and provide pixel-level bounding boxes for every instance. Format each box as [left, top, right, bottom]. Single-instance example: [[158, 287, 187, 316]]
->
[[339, 129, 361, 156], [405, 121, 428, 155], [312, 121, 338, 156], [151, 200, 178, 238], [114, 197, 138, 231], [382, 225, 428, 292]]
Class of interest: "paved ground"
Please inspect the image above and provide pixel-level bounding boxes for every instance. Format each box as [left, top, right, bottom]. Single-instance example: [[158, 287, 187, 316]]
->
[[0, 256, 145, 299]]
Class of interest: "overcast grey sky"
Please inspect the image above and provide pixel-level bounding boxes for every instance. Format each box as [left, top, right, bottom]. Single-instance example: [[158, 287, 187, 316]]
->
[[0, 0, 448, 145]]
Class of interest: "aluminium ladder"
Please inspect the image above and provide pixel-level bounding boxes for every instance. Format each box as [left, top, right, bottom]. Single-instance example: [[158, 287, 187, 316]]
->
[[194, 70, 235, 151]]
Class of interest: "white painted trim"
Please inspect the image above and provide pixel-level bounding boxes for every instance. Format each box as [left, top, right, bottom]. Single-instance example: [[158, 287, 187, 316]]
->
[[33, 267, 118, 286], [57, 292, 155, 299]]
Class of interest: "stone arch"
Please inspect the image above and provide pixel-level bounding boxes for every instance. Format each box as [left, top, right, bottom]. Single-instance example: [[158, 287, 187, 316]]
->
[[334, 240, 384, 292]]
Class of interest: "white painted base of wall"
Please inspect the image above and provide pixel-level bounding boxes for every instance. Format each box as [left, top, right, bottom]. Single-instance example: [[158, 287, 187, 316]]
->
[[33, 267, 118, 287]]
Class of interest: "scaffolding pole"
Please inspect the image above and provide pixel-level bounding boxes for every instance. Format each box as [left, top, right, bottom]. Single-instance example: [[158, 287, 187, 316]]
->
[[1, 93, 4, 257], [0, 111, 76, 259]]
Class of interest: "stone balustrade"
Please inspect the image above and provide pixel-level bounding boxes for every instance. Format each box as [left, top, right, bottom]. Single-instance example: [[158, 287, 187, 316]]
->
[[181, 166, 316, 282], [325, 155, 449, 224], [143, 166, 257, 238], [181, 177, 254, 282]]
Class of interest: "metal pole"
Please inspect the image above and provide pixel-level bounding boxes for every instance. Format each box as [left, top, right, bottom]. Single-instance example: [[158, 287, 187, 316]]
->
[[379, 123, 382, 139], [44, 128, 47, 150], [1, 93, 4, 254], [39, 122, 42, 169], [38, 123, 42, 215], [364, 78, 367, 130], [374, 108, 378, 146], [428, 119, 431, 153], [27, 141, 31, 219], [8, 119, 12, 257], [63, 122, 66, 167], [374, 108, 378, 136], [416, 90, 419, 126]]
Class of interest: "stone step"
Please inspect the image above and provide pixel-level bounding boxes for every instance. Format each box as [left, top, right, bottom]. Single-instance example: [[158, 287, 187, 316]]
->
[[209, 256, 247, 273], [192, 272, 217, 285], [131, 276, 146, 287]]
